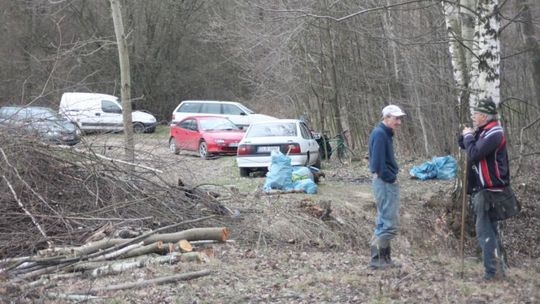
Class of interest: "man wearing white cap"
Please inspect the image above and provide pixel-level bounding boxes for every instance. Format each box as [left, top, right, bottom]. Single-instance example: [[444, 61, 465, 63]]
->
[[367, 104, 406, 269]]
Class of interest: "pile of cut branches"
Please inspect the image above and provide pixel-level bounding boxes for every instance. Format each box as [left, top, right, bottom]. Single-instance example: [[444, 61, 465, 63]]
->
[[1, 222, 228, 301], [0, 130, 228, 258]]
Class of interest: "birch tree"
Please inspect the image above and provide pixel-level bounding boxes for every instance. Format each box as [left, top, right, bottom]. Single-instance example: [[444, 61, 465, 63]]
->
[[443, 0, 502, 233], [443, 0, 477, 122], [443, 0, 502, 129], [470, 0, 502, 108]]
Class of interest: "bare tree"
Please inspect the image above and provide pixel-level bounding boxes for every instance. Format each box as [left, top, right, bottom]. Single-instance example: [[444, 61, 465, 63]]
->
[[110, 0, 134, 162]]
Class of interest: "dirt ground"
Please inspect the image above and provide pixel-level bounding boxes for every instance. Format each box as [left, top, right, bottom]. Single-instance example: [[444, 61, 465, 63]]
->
[[32, 133, 540, 303]]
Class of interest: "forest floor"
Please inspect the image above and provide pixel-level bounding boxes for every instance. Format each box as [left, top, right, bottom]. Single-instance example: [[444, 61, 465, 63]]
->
[[25, 132, 540, 303]]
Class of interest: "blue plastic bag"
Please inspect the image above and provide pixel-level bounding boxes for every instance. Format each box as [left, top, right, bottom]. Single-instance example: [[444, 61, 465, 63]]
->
[[292, 166, 314, 182], [409, 155, 457, 180], [263, 151, 293, 191], [293, 178, 318, 194]]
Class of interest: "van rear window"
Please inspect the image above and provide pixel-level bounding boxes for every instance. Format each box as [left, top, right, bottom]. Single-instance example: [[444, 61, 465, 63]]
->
[[178, 103, 202, 113]]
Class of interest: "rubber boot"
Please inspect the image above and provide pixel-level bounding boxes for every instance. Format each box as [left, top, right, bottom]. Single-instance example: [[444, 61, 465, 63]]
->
[[369, 245, 391, 269], [381, 246, 400, 268]]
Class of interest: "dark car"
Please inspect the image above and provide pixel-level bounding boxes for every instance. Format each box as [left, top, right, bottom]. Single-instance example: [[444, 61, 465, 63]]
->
[[0, 106, 81, 145]]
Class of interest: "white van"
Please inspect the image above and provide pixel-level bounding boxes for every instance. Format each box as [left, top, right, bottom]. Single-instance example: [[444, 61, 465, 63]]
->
[[171, 100, 276, 129], [59, 92, 157, 133]]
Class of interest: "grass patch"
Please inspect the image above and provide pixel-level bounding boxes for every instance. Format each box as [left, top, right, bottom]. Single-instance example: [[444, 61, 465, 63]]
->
[[152, 124, 169, 138]]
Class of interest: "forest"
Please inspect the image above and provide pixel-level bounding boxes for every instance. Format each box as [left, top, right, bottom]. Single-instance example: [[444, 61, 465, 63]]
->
[[1, 0, 538, 158], [1, 1, 540, 302]]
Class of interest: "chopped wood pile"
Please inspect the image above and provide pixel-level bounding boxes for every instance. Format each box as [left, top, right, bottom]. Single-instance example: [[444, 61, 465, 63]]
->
[[0, 131, 236, 300], [1, 224, 229, 300]]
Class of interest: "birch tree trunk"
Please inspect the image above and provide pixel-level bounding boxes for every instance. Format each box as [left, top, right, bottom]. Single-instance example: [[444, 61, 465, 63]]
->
[[443, 0, 477, 121], [443, 0, 502, 234], [469, 0, 502, 108], [110, 0, 135, 162]]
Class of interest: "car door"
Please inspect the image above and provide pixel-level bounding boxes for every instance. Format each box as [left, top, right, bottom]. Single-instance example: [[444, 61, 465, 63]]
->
[[99, 99, 123, 131], [299, 122, 319, 164], [176, 119, 198, 150]]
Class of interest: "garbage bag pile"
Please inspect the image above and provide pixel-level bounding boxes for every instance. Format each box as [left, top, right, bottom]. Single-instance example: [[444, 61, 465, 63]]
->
[[409, 155, 458, 180], [263, 151, 318, 194]]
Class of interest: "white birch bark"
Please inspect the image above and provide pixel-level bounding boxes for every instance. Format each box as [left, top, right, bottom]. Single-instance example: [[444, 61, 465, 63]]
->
[[442, 0, 477, 105], [443, 0, 500, 114], [469, 0, 502, 110]]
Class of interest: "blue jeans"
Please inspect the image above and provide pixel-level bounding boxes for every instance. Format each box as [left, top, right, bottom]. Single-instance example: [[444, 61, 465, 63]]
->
[[372, 177, 400, 246], [473, 191, 503, 277]]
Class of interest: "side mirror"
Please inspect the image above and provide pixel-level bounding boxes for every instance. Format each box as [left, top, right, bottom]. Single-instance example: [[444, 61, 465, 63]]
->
[[240, 112, 247, 116]]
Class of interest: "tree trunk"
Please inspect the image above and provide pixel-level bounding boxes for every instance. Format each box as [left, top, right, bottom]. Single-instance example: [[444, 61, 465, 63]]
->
[[469, 0, 502, 107], [110, 0, 135, 162], [517, 0, 540, 110]]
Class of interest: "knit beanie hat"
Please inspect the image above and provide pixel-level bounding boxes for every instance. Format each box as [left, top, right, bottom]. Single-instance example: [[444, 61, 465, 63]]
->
[[474, 98, 497, 115]]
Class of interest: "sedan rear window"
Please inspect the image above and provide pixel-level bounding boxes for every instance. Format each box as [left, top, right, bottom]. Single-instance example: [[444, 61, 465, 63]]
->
[[246, 123, 297, 138]]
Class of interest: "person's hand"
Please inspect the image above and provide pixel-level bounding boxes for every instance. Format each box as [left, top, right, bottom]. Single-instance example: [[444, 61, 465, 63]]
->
[[462, 127, 474, 136]]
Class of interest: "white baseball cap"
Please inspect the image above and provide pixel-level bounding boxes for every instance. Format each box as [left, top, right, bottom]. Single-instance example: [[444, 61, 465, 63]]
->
[[382, 105, 406, 117]]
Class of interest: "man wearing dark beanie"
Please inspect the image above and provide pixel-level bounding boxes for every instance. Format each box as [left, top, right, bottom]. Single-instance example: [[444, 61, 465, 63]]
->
[[459, 97, 511, 281]]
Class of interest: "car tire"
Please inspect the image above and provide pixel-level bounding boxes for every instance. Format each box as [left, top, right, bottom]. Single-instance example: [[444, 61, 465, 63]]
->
[[199, 140, 209, 159], [239, 167, 250, 177], [169, 137, 180, 155], [133, 122, 145, 134]]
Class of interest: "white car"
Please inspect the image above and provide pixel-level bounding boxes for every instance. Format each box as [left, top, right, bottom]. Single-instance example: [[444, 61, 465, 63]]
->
[[171, 100, 276, 129], [59, 92, 157, 133], [236, 119, 321, 177]]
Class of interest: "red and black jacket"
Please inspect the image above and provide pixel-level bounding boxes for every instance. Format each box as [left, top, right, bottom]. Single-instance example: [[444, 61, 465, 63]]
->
[[458, 120, 510, 193]]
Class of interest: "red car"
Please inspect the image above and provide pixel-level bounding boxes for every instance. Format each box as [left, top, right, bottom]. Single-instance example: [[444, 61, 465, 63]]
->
[[169, 116, 245, 159]]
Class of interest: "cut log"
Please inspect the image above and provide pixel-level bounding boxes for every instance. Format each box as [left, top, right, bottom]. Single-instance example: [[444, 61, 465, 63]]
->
[[77, 238, 131, 256], [178, 240, 193, 252], [119, 241, 166, 259], [90, 242, 144, 261], [143, 227, 229, 244], [81, 269, 212, 294], [89, 253, 208, 277], [39, 227, 226, 258]]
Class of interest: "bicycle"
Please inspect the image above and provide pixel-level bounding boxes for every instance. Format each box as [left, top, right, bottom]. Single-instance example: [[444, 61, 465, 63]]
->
[[318, 129, 355, 164]]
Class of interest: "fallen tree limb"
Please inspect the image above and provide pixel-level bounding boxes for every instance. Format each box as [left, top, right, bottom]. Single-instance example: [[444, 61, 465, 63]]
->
[[38, 216, 217, 258], [116, 240, 191, 259], [89, 252, 208, 277], [66, 216, 217, 262], [47, 292, 103, 301], [40, 227, 224, 259], [143, 227, 228, 244], [264, 189, 305, 195], [90, 242, 144, 261], [7, 221, 220, 282], [77, 269, 212, 294], [118, 241, 167, 259], [2, 175, 50, 246]]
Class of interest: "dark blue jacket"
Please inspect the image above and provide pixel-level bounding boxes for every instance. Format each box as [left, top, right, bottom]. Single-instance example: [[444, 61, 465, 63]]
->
[[458, 120, 509, 193], [368, 122, 399, 183]]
